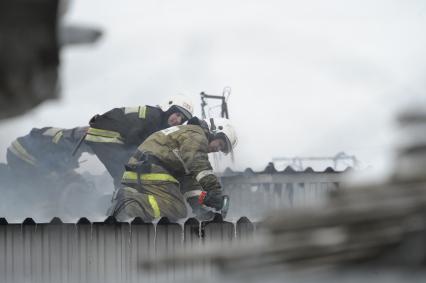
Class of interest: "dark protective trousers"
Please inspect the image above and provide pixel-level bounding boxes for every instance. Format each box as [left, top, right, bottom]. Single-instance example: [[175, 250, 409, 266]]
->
[[109, 164, 187, 222]]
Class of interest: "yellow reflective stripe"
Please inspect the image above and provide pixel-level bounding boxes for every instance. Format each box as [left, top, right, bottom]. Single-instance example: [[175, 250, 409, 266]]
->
[[195, 170, 214, 182], [10, 141, 37, 165], [123, 106, 146, 118], [9, 144, 35, 165], [42, 127, 63, 136], [87, 127, 122, 139], [148, 195, 160, 218], [124, 106, 139, 114], [52, 131, 63, 144], [85, 127, 124, 144], [122, 171, 179, 183], [138, 106, 147, 119], [85, 134, 124, 144]]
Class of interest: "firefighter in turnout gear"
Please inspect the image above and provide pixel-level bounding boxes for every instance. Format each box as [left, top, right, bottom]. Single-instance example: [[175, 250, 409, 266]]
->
[[84, 95, 194, 187], [109, 117, 238, 222], [7, 127, 89, 176], [6, 126, 91, 189], [5, 126, 95, 219]]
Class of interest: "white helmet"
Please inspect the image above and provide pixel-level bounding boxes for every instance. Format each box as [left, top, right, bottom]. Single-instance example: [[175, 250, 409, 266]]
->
[[205, 117, 238, 154], [160, 94, 194, 121]]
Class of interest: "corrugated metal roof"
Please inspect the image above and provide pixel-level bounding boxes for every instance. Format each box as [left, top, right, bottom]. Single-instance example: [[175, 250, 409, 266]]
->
[[221, 162, 353, 177], [0, 164, 355, 282], [219, 162, 350, 219], [1, 161, 350, 223], [0, 215, 255, 283]]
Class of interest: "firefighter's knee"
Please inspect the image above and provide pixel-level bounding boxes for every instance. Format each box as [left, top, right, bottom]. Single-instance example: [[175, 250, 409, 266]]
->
[[109, 187, 153, 222]]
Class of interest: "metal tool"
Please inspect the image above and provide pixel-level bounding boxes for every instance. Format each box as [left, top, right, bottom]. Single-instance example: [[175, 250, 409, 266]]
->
[[71, 132, 87, 156], [221, 195, 230, 219]]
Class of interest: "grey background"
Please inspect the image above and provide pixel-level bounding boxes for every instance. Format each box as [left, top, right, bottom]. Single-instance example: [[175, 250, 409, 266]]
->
[[1, 0, 426, 176]]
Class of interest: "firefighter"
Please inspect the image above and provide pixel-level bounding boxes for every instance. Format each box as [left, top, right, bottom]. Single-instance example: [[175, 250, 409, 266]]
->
[[109, 117, 237, 222], [84, 94, 194, 187], [4, 126, 96, 218], [6, 126, 90, 189]]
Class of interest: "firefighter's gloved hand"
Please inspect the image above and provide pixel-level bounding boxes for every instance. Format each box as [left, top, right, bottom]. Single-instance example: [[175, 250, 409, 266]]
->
[[199, 190, 226, 211], [187, 196, 215, 221]]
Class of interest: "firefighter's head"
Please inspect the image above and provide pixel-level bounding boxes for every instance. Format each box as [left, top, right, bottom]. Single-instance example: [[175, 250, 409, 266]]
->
[[205, 118, 238, 155], [160, 94, 194, 126]]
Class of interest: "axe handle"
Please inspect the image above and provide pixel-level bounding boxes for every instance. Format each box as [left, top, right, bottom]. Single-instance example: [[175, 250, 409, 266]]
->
[[71, 133, 87, 156]]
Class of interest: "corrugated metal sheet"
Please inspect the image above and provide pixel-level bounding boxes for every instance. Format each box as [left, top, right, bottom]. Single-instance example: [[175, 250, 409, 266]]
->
[[222, 163, 353, 176], [0, 216, 256, 283], [0, 162, 351, 223], [221, 164, 350, 219], [0, 162, 350, 282]]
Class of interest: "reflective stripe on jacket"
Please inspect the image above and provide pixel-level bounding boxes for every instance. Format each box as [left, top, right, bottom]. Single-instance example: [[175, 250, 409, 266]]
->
[[85, 127, 124, 144], [121, 171, 179, 185], [8, 140, 37, 166]]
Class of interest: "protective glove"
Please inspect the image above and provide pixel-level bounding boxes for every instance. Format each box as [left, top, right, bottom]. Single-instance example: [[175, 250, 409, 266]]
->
[[187, 196, 215, 221], [199, 189, 226, 211]]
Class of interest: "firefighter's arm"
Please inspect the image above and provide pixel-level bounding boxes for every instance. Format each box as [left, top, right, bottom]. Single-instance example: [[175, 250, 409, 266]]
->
[[177, 130, 220, 190], [177, 130, 225, 210], [179, 175, 215, 221]]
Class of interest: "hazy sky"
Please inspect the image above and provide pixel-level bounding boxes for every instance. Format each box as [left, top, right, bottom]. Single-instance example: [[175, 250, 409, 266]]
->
[[1, 0, 426, 175]]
